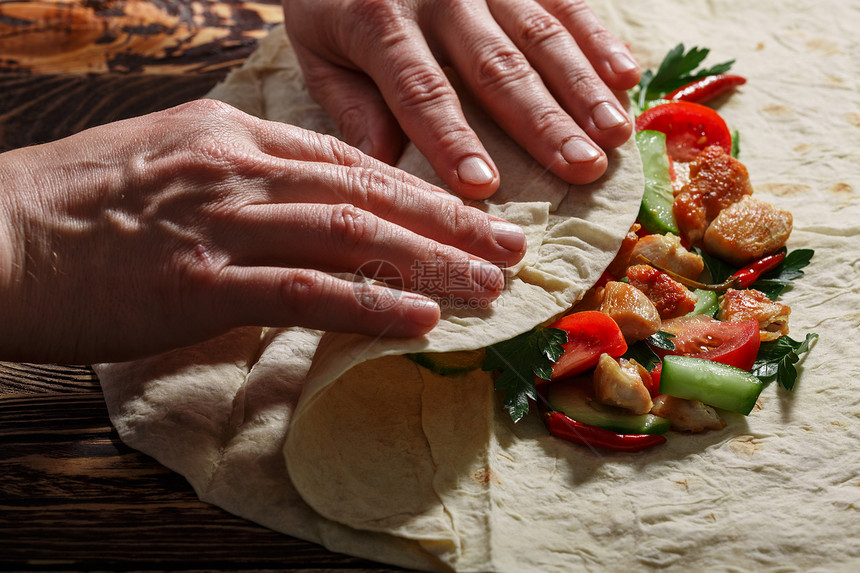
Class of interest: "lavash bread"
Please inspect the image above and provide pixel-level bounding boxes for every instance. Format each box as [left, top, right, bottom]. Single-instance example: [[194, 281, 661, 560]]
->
[[96, 1, 860, 571]]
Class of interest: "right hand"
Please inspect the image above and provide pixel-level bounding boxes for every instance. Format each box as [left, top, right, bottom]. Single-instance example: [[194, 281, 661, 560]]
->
[[0, 100, 526, 364], [283, 0, 641, 199]]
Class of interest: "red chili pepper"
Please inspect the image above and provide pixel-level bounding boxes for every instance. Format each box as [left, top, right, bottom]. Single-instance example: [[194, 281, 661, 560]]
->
[[543, 411, 667, 452], [667, 74, 747, 104], [594, 269, 615, 288], [732, 250, 786, 289]]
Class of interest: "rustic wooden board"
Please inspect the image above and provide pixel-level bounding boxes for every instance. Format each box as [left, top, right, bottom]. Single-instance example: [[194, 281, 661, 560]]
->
[[0, 70, 232, 150], [0, 0, 283, 150], [0, 0, 284, 75], [0, 366, 407, 571]]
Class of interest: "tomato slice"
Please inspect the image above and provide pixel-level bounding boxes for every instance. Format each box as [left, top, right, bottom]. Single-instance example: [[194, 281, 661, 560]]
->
[[549, 311, 627, 381], [654, 315, 761, 371], [635, 101, 732, 162]]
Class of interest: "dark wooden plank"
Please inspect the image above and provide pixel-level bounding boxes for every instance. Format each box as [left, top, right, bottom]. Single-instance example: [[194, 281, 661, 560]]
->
[[0, 362, 99, 395], [0, 392, 407, 571], [0, 71, 231, 150]]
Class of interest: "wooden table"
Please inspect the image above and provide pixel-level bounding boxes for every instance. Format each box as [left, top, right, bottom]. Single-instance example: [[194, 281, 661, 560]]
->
[[0, 2, 406, 570]]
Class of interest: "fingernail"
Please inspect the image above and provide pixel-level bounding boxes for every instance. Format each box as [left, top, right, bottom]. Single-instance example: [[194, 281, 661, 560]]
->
[[592, 102, 629, 130], [470, 260, 504, 292], [490, 220, 526, 253], [402, 294, 441, 327], [457, 156, 495, 186], [609, 51, 639, 75], [561, 137, 602, 164]]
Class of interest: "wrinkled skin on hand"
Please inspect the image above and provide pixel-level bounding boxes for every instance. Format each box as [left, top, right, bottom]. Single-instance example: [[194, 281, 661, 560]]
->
[[282, 0, 641, 198], [0, 100, 525, 363]]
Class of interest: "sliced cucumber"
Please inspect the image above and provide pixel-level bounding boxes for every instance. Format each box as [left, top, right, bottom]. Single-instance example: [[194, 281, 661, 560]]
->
[[635, 130, 679, 235], [407, 349, 486, 376], [660, 355, 762, 415], [688, 289, 719, 317], [546, 381, 670, 435]]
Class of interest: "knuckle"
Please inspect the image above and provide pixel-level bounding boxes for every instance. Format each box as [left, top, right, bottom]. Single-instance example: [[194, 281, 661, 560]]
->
[[432, 123, 479, 156], [332, 101, 369, 139], [328, 204, 378, 246], [344, 166, 394, 209], [279, 269, 330, 320], [560, 64, 599, 95], [516, 12, 567, 52], [529, 105, 570, 138], [319, 132, 365, 166], [474, 42, 533, 90], [394, 62, 456, 111], [169, 244, 221, 325], [554, 0, 593, 22]]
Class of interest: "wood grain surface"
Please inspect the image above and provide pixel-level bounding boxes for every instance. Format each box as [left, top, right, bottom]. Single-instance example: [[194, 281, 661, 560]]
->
[[0, 0, 283, 151], [0, 1, 408, 570]]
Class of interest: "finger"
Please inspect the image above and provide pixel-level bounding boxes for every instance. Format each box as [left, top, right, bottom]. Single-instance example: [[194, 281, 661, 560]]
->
[[538, 0, 641, 90], [293, 43, 407, 166], [490, 0, 633, 151], [345, 17, 501, 199], [217, 203, 507, 301], [213, 266, 442, 337], [435, 1, 608, 184], [246, 159, 526, 267]]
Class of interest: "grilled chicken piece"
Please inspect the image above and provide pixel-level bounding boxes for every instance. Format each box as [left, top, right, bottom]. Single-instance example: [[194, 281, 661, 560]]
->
[[718, 288, 791, 341], [673, 146, 754, 245], [606, 224, 641, 278], [593, 354, 653, 415], [703, 197, 793, 266], [629, 233, 704, 280], [599, 281, 661, 342], [626, 264, 698, 319], [651, 395, 726, 432]]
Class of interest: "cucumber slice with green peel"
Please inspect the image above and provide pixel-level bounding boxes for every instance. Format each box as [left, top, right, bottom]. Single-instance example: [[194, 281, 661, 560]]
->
[[659, 355, 763, 415], [635, 130, 679, 235], [688, 289, 719, 317], [407, 349, 486, 376], [546, 381, 670, 435]]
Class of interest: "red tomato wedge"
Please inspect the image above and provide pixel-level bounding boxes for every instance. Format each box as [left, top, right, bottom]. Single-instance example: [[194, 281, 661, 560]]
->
[[549, 311, 627, 381], [635, 101, 732, 162], [653, 315, 761, 371]]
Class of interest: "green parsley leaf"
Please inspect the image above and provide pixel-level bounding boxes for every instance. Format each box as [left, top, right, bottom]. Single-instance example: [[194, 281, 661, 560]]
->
[[622, 332, 675, 371], [750, 332, 818, 391], [634, 44, 735, 108], [694, 246, 736, 285], [621, 341, 660, 371], [751, 249, 814, 300], [646, 331, 676, 351], [482, 326, 567, 423]]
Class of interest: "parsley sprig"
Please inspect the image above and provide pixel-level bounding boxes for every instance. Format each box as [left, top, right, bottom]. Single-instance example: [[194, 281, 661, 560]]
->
[[482, 326, 567, 423], [751, 333, 818, 390], [632, 44, 735, 110]]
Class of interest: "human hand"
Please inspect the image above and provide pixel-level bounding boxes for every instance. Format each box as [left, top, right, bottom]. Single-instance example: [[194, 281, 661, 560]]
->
[[282, 0, 640, 199], [0, 100, 526, 364]]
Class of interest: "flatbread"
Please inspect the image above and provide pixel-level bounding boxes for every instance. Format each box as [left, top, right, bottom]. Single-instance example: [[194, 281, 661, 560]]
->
[[96, 1, 860, 571]]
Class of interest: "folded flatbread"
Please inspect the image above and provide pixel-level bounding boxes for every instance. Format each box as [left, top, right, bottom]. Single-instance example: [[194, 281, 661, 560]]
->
[[96, 1, 860, 571]]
